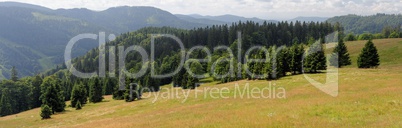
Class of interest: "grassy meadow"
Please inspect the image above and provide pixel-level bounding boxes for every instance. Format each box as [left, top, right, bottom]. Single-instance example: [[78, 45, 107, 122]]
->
[[0, 39, 401, 127]]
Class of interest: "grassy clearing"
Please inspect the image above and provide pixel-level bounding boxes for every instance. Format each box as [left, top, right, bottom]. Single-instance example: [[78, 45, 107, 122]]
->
[[0, 39, 401, 127]]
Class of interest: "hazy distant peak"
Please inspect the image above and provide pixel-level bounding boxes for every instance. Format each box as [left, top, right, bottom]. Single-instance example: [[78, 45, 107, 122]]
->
[[288, 16, 329, 22], [179, 14, 276, 24], [0, 1, 52, 12]]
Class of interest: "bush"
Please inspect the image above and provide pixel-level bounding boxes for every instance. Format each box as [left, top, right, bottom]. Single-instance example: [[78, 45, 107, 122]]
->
[[358, 33, 373, 40], [389, 32, 400, 38], [344, 33, 356, 41], [40, 105, 52, 119], [373, 33, 385, 39]]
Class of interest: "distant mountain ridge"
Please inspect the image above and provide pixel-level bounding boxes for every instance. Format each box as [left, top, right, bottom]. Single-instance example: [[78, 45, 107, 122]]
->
[[288, 16, 329, 22], [0, 1, 52, 11], [176, 14, 278, 25], [326, 14, 402, 34], [175, 14, 227, 25], [56, 6, 207, 32]]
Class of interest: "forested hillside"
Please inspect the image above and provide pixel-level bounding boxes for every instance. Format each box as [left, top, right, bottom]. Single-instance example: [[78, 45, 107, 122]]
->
[[0, 20, 337, 117], [327, 13, 402, 34], [70, 20, 336, 90]]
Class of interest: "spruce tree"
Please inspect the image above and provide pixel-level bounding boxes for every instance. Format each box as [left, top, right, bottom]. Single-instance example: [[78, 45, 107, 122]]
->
[[252, 49, 268, 80], [40, 105, 52, 119], [143, 72, 160, 91], [246, 55, 256, 80], [357, 40, 380, 68], [213, 56, 232, 83], [10, 66, 18, 82], [31, 75, 43, 108], [0, 89, 12, 116], [330, 39, 351, 67], [71, 83, 87, 108], [40, 76, 65, 114], [102, 78, 115, 95], [146, 62, 161, 91], [303, 39, 327, 73], [89, 77, 103, 103], [183, 61, 203, 89], [113, 72, 125, 100], [186, 74, 198, 89], [75, 100, 82, 110], [289, 44, 304, 74], [173, 68, 186, 87], [276, 47, 291, 78]]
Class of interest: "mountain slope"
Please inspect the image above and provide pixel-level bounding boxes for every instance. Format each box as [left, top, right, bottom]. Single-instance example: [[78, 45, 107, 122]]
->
[[0, 6, 104, 79], [326, 14, 402, 34], [0, 1, 52, 12], [0, 2, 206, 80], [56, 6, 205, 33]]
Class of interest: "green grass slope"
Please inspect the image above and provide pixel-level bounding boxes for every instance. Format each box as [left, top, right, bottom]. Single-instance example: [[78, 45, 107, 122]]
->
[[0, 39, 401, 127]]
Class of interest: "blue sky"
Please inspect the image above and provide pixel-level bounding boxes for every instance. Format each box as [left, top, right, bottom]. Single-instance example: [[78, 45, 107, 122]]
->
[[1, 0, 401, 20]]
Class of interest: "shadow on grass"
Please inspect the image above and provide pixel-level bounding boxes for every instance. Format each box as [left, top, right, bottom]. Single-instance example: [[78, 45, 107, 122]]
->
[[302, 72, 327, 74], [221, 70, 329, 83], [200, 79, 214, 83], [56, 109, 72, 114], [99, 100, 110, 103]]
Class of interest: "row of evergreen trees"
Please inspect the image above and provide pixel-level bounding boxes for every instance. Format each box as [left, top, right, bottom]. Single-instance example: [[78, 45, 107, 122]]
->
[[174, 37, 380, 88], [330, 38, 380, 69], [0, 72, 42, 117], [71, 21, 337, 99], [173, 38, 331, 86], [71, 21, 337, 76], [43, 21, 379, 97], [0, 68, 109, 118], [342, 25, 401, 42], [40, 76, 105, 119]]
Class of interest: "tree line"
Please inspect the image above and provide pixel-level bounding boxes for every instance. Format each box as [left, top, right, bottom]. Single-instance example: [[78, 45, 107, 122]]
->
[[0, 69, 110, 118]]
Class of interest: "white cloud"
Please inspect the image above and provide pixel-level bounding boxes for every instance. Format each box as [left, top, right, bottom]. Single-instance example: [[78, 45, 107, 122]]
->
[[1, 0, 401, 20]]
